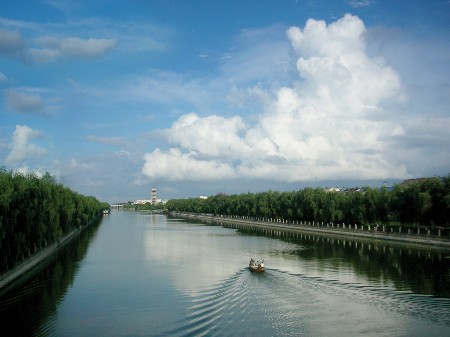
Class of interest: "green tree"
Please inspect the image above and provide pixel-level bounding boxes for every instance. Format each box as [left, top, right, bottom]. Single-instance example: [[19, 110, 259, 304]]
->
[[0, 170, 108, 272]]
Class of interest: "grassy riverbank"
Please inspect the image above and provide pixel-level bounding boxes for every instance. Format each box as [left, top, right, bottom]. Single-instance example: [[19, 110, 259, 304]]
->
[[173, 212, 450, 250]]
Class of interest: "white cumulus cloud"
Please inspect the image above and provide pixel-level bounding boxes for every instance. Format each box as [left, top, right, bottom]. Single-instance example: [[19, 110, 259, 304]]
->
[[142, 148, 236, 181], [141, 14, 414, 183], [164, 112, 249, 157], [5, 125, 47, 165]]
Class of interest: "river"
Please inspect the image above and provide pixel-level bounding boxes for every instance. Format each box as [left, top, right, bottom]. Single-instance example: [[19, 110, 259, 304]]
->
[[1, 210, 450, 336]]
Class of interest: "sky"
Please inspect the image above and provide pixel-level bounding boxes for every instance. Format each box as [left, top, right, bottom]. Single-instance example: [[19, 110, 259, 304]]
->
[[1, 0, 449, 203]]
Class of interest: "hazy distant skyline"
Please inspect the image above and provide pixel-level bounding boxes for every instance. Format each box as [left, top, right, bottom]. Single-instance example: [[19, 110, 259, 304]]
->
[[1, 0, 449, 202]]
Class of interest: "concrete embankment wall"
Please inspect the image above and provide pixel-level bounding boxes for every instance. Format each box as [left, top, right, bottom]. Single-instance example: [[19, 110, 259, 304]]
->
[[0, 217, 99, 291], [174, 213, 450, 251]]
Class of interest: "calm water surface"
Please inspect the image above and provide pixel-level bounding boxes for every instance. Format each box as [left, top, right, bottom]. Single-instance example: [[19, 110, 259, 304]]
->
[[1, 211, 450, 336]]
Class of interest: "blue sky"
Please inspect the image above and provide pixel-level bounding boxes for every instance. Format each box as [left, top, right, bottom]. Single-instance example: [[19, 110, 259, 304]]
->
[[1, 0, 449, 203]]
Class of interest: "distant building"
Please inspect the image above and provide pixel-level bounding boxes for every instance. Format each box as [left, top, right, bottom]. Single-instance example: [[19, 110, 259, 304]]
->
[[132, 186, 162, 205], [151, 187, 157, 205], [133, 199, 152, 205], [343, 187, 364, 193], [324, 187, 341, 193]]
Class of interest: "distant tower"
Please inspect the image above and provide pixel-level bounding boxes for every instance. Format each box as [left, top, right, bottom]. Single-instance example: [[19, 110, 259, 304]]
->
[[151, 187, 158, 205]]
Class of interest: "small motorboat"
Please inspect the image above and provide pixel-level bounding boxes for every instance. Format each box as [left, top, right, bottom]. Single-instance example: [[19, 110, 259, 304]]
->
[[249, 258, 265, 272]]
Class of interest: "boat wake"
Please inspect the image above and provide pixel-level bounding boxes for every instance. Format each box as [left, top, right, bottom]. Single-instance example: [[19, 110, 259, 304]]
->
[[164, 269, 279, 336], [163, 268, 450, 337]]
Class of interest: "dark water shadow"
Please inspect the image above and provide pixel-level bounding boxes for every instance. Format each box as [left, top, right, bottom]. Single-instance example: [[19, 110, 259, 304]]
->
[[0, 218, 103, 336]]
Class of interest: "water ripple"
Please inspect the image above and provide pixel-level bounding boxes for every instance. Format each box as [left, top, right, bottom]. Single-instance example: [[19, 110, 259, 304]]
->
[[163, 267, 450, 336]]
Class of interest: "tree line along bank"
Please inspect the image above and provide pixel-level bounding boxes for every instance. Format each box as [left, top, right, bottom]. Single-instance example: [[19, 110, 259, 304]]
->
[[166, 176, 450, 231], [0, 168, 109, 273]]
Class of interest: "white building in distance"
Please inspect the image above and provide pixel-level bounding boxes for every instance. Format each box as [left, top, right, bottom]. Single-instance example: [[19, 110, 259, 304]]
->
[[133, 187, 165, 205], [133, 199, 152, 205]]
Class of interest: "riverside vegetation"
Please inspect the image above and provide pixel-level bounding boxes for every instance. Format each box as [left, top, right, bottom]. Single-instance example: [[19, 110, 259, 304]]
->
[[166, 176, 450, 233], [0, 168, 109, 273]]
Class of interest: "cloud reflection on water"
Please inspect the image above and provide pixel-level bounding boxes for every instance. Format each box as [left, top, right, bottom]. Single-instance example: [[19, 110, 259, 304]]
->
[[143, 219, 249, 295]]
